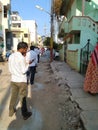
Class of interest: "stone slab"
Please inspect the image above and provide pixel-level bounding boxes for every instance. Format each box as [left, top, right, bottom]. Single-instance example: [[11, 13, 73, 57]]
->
[[75, 97, 98, 111], [70, 88, 91, 99], [68, 82, 84, 88], [81, 111, 98, 130]]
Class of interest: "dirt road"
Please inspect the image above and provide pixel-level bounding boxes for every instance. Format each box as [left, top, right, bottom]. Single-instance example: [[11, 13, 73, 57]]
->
[[28, 57, 62, 130], [28, 56, 83, 130], [0, 56, 83, 130]]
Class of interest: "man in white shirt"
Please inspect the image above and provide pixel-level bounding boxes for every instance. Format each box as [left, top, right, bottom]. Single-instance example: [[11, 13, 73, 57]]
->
[[8, 42, 32, 120], [26, 45, 38, 85], [34, 47, 40, 63]]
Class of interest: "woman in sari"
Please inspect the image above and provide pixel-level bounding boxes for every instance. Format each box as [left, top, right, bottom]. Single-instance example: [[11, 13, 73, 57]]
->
[[84, 43, 98, 95]]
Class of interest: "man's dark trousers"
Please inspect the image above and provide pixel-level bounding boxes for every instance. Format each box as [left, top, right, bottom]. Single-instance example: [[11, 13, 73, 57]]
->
[[29, 66, 36, 85]]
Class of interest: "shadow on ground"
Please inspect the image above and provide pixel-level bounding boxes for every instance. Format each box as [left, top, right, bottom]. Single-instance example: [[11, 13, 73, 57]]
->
[[7, 98, 43, 130]]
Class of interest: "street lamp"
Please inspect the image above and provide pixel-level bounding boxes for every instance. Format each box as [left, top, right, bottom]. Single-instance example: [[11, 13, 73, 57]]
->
[[35, 5, 50, 15], [35, 4, 53, 62]]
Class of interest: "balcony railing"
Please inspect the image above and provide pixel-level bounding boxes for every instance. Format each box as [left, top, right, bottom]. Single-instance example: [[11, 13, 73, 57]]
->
[[68, 16, 98, 34]]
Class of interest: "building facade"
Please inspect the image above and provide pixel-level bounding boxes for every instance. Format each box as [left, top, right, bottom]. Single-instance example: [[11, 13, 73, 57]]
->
[[10, 11, 37, 52], [21, 20, 37, 45], [58, 0, 98, 73], [0, 0, 38, 58], [0, 0, 11, 59]]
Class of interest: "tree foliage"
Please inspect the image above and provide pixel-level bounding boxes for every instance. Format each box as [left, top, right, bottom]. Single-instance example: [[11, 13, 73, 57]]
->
[[43, 37, 60, 50], [53, 0, 91, 17], [54, 0, 68, 16], [59, 0, 67, 15], [58, 29, 65, 38], [53, 0, 62, 16], [43, 37, 50, 47]]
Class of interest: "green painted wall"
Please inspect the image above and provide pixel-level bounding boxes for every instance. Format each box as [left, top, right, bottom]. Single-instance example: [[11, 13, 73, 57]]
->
[[87, 9, 98, 21], [59, 45, 64, 61], [77, 0, 98, 15], [61, 0, 98, 71]]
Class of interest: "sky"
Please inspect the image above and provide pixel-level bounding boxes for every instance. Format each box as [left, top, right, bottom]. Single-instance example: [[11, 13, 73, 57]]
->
[[11, 0, 51, 36]]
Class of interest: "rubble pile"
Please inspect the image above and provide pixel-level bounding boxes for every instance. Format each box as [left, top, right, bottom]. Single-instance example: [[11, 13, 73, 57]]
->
[[51, 62, 84, 130]]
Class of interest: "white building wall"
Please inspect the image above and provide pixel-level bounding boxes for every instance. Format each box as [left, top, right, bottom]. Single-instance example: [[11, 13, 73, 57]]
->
[[21, 20, 37, 44], [1, 0, 10, 29], [1, 0, 10, 4], [0, 0, 10, 56], [12, 38, 19, 52], [93, 0, 98, 4]]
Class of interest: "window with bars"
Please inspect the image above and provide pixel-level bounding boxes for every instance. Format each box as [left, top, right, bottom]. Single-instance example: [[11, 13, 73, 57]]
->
[[24, 34, 28, 38], [4, 6, 7, 18]]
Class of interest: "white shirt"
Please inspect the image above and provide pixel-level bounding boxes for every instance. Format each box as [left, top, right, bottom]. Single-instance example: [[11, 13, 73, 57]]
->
[[8, 52, 29, 82], [34, 48, 40, 55], [26, 50, 38, 67]]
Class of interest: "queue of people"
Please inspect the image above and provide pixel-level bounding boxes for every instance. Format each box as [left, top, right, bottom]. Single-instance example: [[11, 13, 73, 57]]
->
[[8, 42, 40, 120], [7, 39, 98, 121], [26, 45, 38, 85]]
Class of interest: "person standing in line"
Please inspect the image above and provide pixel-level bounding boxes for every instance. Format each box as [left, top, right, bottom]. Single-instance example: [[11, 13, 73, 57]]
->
[[8, 42, 32, 120], [34, 47, 40, 63], [26, 45, 38, 86], [83, 43, 98, 95]]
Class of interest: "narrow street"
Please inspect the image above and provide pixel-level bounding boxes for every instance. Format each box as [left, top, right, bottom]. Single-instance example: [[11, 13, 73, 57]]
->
[[0, 55, 83, 130]]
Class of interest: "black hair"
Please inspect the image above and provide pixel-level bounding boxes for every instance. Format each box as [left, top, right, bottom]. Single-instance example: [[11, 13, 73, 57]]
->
[[30, 45, 35, 50], [17, 42, 28, 50]]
